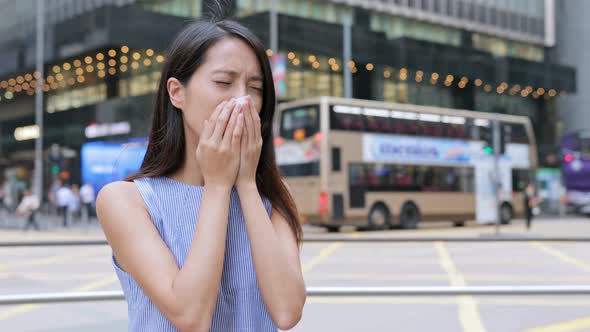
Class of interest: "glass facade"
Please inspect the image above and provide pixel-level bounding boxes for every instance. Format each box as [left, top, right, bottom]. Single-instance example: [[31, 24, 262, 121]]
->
[[138, 0, 202, 17], [282, 53, 344, 100], [371, 14, 462, 46], [326, 0, 547, 43], [472, 33, 544, 62], [238, 0, 352, 25]]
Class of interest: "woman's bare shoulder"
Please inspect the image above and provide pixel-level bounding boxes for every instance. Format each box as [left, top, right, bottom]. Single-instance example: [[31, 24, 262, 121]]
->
[[96, 181, 146, 219]]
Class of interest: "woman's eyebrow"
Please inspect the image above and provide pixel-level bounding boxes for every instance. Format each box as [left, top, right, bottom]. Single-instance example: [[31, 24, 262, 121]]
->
[[212, 69, 239, 77], [250, 75, 263, 82], [212, 69, 263, 82]]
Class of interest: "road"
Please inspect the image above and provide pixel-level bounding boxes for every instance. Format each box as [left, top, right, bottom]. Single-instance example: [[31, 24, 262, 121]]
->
[[0, 216, 589, 331]]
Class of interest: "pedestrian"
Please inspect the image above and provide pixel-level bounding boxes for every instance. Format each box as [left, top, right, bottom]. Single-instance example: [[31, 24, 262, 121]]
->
[[69, 184, 81, 223], [48, 180, 61, 216], [80, 182, 95, 223], [524, 183, 539, 230], [97, 17, 305, 331], [16, 189, 40, 231], [56, 182, 73, 227], [0, 181, 6, 216]]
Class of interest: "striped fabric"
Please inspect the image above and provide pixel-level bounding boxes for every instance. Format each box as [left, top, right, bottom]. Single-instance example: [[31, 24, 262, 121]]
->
[[112, 176, 277, 331]]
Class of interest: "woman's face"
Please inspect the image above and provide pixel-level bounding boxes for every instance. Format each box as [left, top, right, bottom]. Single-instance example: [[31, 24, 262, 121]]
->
[[168, 37, 264, 140]]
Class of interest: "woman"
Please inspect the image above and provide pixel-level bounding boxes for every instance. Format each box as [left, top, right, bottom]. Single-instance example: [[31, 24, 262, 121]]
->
[[97, 18, 305, 332]]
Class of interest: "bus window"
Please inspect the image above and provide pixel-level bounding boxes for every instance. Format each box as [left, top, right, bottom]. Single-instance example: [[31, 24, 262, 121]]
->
[[279, 161, 320, 177], [331, 105, 363, 131], [504, 123, 529, 144], [420, 121, 443, 138], [362, 108, 392, 133], [363, 115, 393, 133], [356, 164, 473, 192], [392, 119, 420, 136], [349, 163, 367, 186], [280, 106, 319, 139]]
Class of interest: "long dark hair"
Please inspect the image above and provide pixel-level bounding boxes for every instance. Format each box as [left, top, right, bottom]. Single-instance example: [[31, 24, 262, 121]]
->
[[126, 19, 302, 244]]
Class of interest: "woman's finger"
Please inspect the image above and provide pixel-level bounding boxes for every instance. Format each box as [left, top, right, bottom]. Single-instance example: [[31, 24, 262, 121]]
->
[[241, 114, 248, 150], [222, 103, 241, 148], [232, 112, 244, 148], [209, 100, 227, 122], [200, 119, 214, 139], [201, 101, 226, 139], [243, 97, 255, 145], [211, 99, 236, 144], [250, 99, 262, 140]]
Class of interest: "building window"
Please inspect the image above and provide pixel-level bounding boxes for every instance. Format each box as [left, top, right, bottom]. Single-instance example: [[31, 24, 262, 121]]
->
[[499, 9, 508, 29], [47, 84, 107, 113], [490, 7, 497, 25], [421, 0, 429, 11], [447, 0, 456, 17], [138, 0, 202, 18], [433, 0, 442, 13], [476, 4, 486, 24], [283, 52, 343, 100]]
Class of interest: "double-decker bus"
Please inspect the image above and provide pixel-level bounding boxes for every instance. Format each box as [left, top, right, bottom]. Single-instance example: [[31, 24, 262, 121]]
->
[[275, 97, 536, 232], [561, 130, 590, 215]]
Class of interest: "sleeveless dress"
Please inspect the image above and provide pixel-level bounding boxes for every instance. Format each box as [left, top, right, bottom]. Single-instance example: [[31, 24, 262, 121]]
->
[[112, 176, 278, 331]]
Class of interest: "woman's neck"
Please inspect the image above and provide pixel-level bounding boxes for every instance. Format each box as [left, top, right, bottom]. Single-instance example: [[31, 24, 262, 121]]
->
[[169, 131, 205, 187]]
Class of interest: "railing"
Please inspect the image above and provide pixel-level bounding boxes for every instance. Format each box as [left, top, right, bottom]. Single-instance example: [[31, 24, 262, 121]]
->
[[1, 236, 589, 247], [2, 286, 590, 306]]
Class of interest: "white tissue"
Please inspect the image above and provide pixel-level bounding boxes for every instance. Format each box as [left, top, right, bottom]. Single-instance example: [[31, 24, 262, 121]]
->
[[235, 95, 249, 106]]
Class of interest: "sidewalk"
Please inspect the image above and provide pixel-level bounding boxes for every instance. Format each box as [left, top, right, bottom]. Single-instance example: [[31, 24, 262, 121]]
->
[[0, 213, 587, 242], [302, 216, 590, 239], [0, 212, 106, 241]]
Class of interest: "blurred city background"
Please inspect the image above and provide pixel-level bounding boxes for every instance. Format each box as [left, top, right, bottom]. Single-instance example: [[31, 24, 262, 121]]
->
[[0, 0, 589, 331]]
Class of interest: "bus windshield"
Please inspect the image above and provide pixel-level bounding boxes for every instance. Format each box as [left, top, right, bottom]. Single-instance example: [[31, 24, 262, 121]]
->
[[280, 106, 319, 139]]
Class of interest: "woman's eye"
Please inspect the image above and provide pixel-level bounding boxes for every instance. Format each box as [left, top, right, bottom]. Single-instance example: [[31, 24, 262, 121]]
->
[[250, 86, 263, 92], [215, 81, 231, 86]]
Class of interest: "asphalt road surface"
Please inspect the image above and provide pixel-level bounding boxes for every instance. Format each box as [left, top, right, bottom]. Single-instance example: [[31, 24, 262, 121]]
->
[[0, 217, 589, 332]]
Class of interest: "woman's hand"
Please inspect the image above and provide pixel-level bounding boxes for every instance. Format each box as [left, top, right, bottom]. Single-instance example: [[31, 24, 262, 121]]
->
[[236, 95, 262, 191], [196, 98, 244, 189]]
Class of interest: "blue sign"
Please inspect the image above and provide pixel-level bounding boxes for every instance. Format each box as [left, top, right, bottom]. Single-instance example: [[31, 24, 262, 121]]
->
[[81, 138, 147, 194], [362, 134, 470, 165]]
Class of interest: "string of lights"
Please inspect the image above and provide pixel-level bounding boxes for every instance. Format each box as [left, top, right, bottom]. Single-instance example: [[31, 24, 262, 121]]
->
[[0, 47, 564, 105]]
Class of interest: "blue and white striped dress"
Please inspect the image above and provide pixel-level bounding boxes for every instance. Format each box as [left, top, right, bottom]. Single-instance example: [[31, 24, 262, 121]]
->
[[112, 176, 278, 331]]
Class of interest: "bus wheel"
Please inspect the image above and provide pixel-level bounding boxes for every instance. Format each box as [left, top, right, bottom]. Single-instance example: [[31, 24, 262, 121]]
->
[[368, 203, 391, 231], [325, 225, 341, 233], [453, 221, 465, 227], [500, 203, 513, 225], [400, 202, 420, 229]]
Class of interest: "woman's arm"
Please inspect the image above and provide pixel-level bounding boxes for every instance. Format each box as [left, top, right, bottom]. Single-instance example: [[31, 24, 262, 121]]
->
[[98, 181, 231, 332], [238, 185, 306, 330], [233, 95, 305, 330], [98, 99, 244, 332]]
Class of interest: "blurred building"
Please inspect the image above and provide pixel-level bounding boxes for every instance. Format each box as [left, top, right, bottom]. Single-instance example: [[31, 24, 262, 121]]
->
[[0, 0, 576, 188], [555, 0, 589, 136]]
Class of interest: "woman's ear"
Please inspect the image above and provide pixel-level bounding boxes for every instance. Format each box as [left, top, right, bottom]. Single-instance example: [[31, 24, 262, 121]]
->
[[167, 77, 185, 110]]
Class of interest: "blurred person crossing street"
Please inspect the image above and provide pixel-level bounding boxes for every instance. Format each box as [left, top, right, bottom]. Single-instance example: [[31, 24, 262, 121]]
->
[[56, 183, 73, 227], [80, 182, 95, 223], [16, 189, 40, 231]]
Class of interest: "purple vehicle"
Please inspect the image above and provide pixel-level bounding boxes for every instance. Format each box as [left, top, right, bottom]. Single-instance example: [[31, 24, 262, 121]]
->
[[561, 130, 590, 214]]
